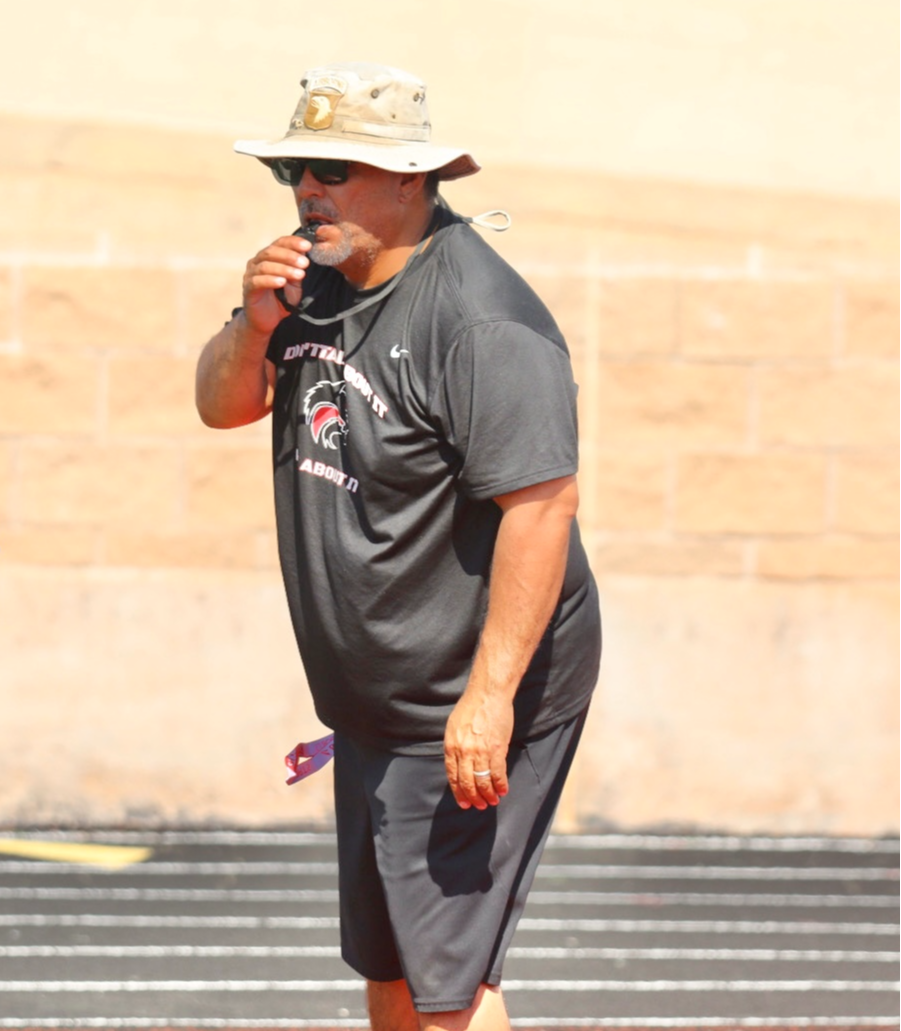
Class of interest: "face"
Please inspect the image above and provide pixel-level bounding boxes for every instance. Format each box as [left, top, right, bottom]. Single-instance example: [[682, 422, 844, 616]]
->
[[292, 162, 408, 279]]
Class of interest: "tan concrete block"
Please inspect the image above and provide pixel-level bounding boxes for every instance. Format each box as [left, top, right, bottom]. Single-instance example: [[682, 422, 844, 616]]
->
[[108, 333, 269, 444], [494, 216, 752, 275], [590, 538, 746, 576], [181, 269, 245, 356], [186, 445, 274, 529], [0, 526, 97, 565], [0, 567, 332, 826], [21, 267, 179, 353], [0, 146, 286, 259], [41, 121, 227, 183], [833, 456, 900, 535], [0, 353, 99, 434], [0, 170, 101, 254], [254, 529, 281, 571], [0, 267, 13, 342], [757, 537, 899, 580], [104, 529, 260, 569], [676, 454, 827, 533], [597, 362, 750, 448], [680, 280, 834, 359], [455, 165, 899, 269], [760, 366, 900, 448], [19, 442, 180, 527], [15, 116, 289, 254], [108, 356, 200, 436], [0, 440, 12, 519], [587, 454, 668, 531], [844, 279, 900, 359], [573, 578, 898, 833], [597, 278, 678, 356]]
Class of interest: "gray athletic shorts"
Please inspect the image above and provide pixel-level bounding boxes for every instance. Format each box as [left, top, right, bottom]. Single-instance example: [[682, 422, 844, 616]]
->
[[333, 708, 588, 1013]]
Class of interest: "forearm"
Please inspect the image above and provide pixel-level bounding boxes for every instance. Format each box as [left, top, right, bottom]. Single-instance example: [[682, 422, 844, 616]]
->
[[443, 476, 578, 808], [196, 233, 310, 428], [468, 477, 577, 703], [195, 311, 274, 428]]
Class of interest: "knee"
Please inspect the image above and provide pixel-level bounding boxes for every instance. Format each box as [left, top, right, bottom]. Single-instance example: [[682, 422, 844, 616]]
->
[[418, 984, 509, 1031], [367, 978, 418, 1031]]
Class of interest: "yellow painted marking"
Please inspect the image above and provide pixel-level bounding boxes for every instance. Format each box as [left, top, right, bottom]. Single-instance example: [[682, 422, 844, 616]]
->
[[0, 839, 152, 869]]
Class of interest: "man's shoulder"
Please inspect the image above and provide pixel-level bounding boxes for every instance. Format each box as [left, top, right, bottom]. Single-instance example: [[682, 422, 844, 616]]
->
[[432, 218, 522, 288], [425, 221, 560, 339]]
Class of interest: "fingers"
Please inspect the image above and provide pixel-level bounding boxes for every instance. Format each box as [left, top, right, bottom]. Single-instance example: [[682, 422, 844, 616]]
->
[[444, 752, 509, 811], [469, 764, 506, 809], [245, 240, 309, 292], [444, 695, 514, 811], [242, 236, 312, 331]]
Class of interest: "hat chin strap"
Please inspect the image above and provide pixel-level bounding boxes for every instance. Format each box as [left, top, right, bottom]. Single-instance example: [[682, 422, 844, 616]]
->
[[277, 204, 511, 325], [458, 209, 511, 232]]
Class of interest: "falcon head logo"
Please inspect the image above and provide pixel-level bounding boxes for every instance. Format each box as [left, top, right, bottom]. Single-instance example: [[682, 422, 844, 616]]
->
[[303, 380, 348, 450]]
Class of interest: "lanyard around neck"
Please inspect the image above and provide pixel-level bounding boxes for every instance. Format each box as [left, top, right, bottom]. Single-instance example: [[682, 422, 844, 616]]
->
[[276, 209, 443, 326]]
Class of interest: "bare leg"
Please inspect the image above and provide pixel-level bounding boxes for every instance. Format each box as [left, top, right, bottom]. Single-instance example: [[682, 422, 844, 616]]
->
[[368, 978, 419, 1031], [419, 983, 511, 1031]]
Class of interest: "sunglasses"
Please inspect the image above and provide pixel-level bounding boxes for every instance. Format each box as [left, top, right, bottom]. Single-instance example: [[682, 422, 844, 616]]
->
[[265, 158, 351, 187]]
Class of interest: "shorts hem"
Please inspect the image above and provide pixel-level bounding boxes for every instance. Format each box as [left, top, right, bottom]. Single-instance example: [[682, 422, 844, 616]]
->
[[414, 997, 481, 1014], [414, 977, 502, 1014]]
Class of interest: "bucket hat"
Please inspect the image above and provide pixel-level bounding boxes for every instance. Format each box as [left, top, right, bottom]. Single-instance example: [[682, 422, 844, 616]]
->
[[234, 62, 480, 181]]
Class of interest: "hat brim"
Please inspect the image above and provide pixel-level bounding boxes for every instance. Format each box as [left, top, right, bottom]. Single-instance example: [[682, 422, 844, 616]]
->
[[234, 134, 480, 181]]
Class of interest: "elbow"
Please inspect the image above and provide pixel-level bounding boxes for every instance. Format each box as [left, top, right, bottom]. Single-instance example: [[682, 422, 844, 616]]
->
[[196, 399, 229, 429], [556, 477, 580, 521], [194, 387, 227, 429], [549, 482, 579, 536], [195, 388, 272, 430], [552, 476, 581, 519], [195, 401, 263, 430]]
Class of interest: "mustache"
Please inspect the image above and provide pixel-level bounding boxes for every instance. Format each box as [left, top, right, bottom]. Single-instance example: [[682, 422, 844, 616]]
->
[[300, 199, 340, 223]]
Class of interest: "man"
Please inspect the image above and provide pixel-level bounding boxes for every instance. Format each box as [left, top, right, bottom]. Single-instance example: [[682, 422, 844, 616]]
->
[[196, 62, 601, 1031]]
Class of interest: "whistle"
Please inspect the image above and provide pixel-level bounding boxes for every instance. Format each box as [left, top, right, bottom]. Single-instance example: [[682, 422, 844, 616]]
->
[[275, 225, 320, 315]]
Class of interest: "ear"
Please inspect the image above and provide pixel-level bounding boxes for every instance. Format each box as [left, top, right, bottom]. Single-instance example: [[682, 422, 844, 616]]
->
[[397, 171, 428, 204]]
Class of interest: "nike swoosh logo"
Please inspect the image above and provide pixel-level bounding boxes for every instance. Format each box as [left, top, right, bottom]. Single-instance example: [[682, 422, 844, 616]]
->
[[390, 344, 410, 359]]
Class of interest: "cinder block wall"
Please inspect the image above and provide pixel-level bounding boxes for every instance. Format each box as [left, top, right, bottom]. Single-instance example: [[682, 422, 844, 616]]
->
[[0, 114, 897, 832]]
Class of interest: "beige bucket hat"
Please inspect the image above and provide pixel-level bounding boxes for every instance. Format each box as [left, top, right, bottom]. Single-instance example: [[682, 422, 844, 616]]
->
[[234, 62, 480, 181]]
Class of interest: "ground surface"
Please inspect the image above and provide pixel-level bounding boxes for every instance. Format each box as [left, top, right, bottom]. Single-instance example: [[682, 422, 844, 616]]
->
[[0, 829, 897, 1029]]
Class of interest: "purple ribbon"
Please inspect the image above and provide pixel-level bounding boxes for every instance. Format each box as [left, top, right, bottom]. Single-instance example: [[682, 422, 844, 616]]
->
[[285, 733, 335, 785]]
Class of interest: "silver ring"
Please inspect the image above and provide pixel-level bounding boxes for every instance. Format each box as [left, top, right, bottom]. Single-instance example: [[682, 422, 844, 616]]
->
[[473, 769, 492, 778]]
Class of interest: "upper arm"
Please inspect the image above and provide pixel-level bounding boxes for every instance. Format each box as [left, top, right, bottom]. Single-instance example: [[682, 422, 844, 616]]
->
[[494, 474, 579, 517], [432, 325, 579, 501]]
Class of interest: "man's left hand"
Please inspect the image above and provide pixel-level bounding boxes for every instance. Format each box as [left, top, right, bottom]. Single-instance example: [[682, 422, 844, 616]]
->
[[444, 690, 514, 810]]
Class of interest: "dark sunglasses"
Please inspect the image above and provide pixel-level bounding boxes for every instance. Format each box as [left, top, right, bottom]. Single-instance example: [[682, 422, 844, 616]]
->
[[265, 158, 351, 187]]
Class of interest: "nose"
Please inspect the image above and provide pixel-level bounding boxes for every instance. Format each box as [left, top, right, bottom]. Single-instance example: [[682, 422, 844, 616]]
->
[[293, 165, 326, 201]]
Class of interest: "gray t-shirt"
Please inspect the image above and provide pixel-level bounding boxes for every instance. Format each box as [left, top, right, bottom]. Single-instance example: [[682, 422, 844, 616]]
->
[[265, 213, 601, 754]]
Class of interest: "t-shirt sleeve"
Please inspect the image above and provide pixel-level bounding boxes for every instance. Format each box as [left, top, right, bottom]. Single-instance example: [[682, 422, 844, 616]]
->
[[430, 321, 580, 500]]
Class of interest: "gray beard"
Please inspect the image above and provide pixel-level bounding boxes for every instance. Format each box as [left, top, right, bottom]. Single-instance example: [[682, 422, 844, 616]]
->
[[309, 227, 378, 273], [308, 229, 353, 267]]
